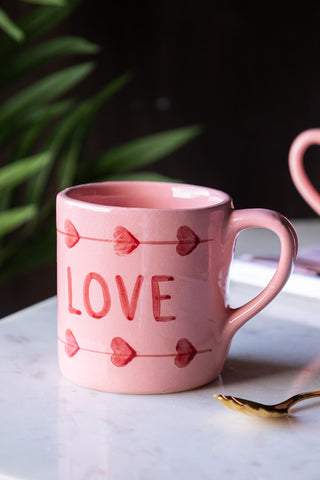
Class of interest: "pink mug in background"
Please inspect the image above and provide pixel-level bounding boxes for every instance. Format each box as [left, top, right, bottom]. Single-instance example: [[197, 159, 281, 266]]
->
[[289, 128, 320, 215], [56, 181, 297, 394]]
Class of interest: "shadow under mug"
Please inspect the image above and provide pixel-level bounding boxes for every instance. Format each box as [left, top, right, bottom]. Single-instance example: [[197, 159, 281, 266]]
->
[[56, 181, 297, 394], [289, 128, 320, 215]]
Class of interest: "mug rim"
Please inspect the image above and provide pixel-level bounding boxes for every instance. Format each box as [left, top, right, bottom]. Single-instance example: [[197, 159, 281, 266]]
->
[[57, 181, 232, 212]]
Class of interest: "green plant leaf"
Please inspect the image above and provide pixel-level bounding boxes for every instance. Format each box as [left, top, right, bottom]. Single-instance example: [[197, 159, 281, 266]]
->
[[104, 171, 178, 182], [1, 36, 99, 87], [94, 125, 203, 175], [0, 139, 53, 210], [51, 72, 132, 150], [0, 62, 95, 127], [0, 204, 37, 238], [19, 0, 81, 40], [0, 8, 25, 43], [12, 127, 47, 163], [0, 0, 81, 62], [0, 151, 51, 193], [58, 125, 85, 189], [0, 223, 55, 280], [20, 99, 74, 126], [21, 0, 66, 6], [28, 72, 132, 203], [0, 100, 74, 147]]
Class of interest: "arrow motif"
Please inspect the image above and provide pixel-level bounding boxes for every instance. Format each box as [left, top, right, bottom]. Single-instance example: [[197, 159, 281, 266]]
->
[[64, 220, 80, 248], [57, 220, 213, 256], [64, 328, 80, 357], [58, 330, 212, 367], [176, 226, 200, 256], [174, 338, 198, 367], [111, 337, 137, 367], [113, 226, 140, 256]]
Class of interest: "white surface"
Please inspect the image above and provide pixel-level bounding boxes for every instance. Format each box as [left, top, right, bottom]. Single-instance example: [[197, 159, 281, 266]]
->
[[1, 219, 320, 479], [231, 256, 320, 300], [229, 217, 320, 302]]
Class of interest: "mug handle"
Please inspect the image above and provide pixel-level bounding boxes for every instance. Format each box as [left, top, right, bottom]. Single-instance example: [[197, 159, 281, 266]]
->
[[224, 208, 298, 340], [289, 128, 320, 215]]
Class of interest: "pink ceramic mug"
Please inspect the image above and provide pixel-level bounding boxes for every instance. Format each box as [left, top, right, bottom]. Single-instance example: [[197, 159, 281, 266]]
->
[[289, 128, 320, 215], [56, 181, 297, 394]]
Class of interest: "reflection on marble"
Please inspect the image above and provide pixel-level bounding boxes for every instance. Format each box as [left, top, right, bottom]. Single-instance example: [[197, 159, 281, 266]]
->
[[1, 282, 320, 479]]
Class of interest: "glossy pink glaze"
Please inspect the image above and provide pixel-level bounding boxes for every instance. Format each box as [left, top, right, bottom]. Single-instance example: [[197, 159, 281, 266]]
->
[[289, 129, 320, 215], [56, 181, 297, 393]]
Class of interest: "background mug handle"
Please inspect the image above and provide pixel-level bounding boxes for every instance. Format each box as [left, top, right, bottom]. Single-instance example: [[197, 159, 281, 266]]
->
[[224, 208, 298, 340], [289, 128, 320, 215]]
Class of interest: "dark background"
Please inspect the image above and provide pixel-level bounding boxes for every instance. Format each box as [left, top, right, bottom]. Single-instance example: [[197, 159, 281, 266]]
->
[[2, 0, 320, 317], [66, 0, 320, 217]]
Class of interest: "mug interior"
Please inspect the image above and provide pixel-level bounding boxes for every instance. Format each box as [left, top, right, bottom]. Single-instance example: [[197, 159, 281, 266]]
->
[[65, 182, 230, 210]]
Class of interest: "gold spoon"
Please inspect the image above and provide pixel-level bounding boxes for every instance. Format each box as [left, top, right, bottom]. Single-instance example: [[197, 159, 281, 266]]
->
[[213, 390, 320, 418]]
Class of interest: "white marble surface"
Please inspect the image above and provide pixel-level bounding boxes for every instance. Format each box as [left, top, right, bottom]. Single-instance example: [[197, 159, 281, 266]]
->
[[2, 219, 320, 480]]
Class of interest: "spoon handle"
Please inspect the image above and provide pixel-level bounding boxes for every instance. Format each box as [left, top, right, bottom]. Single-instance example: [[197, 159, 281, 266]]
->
[[275, 389, 320, 411], [214, 390, 320, 418]]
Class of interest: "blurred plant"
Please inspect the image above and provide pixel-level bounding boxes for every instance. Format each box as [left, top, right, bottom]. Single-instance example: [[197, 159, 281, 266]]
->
[[0, 0, 201, 284]]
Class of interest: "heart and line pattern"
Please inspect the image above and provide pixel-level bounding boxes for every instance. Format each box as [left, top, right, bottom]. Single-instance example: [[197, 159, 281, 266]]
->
[[58, 329, 212, 368], [57, 220, 214, 256]]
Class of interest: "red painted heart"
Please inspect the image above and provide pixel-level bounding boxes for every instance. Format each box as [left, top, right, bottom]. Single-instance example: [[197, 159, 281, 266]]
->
[[64, 219, 80, 248], [111, 337, 137, 367], [113, 226, 140, 255], [65, 329, 80, 357], [176, 226, 200, 256], [174, 338, 197, 368]]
